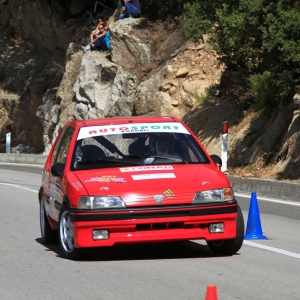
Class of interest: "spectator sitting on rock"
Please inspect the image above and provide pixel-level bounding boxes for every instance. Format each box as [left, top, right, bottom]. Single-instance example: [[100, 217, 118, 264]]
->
[[91, 18, 106, 37], [119, 0, 141, 20], [82, 24, 108, 52], [82, 24, 100, 52]]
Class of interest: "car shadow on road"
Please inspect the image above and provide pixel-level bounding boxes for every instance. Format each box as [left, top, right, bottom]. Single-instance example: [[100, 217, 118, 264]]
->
[[35, 238, 240, 261]]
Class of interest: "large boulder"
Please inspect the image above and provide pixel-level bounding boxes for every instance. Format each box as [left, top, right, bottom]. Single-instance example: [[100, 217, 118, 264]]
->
[[73, 50, 138, 119], [36, 88, 60, 154], [103, 68, 138, 117], [110, 19, 151, 71]]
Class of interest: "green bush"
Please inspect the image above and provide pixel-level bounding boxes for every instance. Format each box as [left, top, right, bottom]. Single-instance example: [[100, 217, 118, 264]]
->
[[183, 0, 300, 107], [249, 72, 271, 110]]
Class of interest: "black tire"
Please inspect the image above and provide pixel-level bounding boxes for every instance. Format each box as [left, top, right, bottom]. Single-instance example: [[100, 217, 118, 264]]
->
[[40, 199, 58, 244], [207, 204, 244, 256], [58, 205, 83, 260]]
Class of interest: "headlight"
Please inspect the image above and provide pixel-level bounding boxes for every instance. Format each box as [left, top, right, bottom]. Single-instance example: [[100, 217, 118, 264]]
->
[[192, 188, 234, 203], [78, 196, 126, 209]]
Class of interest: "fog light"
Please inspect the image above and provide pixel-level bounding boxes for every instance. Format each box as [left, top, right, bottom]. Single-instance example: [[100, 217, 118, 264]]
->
[[93, 230, 109, 240], [209, 223, 224, 233]]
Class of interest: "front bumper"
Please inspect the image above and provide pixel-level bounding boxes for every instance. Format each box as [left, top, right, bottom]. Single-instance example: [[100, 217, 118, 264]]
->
[[70, 202, 238, 248]]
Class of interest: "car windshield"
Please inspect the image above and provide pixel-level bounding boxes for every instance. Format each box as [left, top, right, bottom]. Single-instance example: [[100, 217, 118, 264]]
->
[[71, 123, 210, 170]]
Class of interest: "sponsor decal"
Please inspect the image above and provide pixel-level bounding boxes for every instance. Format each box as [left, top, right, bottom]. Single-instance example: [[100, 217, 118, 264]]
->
[[120, 165, 173, 172], [131, 173, 176, 180], [76, 181, 83, 188], [201, 181, 210, 185], [154, 194, 164, 204], [77, 122, 190, 140], [100, 187, 109, 191], [71, 181, 83, 191], [164, 189, 174, 199], [85, 176, 126, 183]]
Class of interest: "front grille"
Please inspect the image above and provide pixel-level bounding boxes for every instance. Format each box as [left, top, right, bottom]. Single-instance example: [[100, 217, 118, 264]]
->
[[135, 221, 199, 231]]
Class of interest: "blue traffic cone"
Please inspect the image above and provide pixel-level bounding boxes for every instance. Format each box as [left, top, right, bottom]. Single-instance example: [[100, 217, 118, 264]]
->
[[244, 192, 268, 239]]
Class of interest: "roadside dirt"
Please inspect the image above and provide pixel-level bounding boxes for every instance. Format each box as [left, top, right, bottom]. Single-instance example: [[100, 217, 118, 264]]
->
[[132, 18, 300, 183]]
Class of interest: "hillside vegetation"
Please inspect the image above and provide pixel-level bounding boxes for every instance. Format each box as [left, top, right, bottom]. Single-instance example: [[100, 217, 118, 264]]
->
[[184, 0, 300, 110]]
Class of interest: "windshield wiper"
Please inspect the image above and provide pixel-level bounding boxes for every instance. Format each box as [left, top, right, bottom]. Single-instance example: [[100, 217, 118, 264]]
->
[[123, 154, 150, 158], [124, 154, 186, 164], [77, 157, 141, 165], [76, 155, 187, 167], [148, 155, 186, 163]]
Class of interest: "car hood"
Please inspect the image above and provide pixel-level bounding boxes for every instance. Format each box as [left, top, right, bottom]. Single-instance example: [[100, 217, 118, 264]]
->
[[74, 164, 231, 207]]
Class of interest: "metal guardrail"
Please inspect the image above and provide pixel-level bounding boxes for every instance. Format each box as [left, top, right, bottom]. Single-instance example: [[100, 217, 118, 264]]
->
[[0, 153, 47, 165], [227, 175, 300, 202]]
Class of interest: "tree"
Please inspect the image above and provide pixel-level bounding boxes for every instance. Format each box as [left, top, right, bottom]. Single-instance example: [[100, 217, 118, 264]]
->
[[184, 0, 300, 107]]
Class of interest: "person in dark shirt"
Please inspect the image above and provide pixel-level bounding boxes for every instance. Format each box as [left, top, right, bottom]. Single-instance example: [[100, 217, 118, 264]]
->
[[82, 24, 108, 52], [91, 19, 107, 37], [119, 0, 141, 20]]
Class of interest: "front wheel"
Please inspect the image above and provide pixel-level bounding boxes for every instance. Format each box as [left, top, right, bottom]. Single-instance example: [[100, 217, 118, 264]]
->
[[58, 205, 82, 260], [207, 204, 244, 256]]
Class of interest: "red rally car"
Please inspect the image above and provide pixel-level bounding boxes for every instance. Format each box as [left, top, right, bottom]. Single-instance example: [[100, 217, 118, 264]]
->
[[39, 116, 244, 259]]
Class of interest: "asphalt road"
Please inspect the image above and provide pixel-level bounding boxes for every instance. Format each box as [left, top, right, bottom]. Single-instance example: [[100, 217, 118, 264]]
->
[[0, 163, 299, 300]]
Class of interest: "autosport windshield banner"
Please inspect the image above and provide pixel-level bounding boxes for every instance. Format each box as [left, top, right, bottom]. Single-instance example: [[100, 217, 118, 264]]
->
[[77, 122, 190, 140]]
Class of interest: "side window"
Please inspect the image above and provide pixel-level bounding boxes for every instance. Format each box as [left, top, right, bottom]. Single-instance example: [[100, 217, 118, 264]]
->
[[53, 127, 75, 164], [51, 128, 67, 166]]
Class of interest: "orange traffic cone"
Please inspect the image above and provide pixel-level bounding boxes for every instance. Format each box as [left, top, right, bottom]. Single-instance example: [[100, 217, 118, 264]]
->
[[205, 285, 218, 300]]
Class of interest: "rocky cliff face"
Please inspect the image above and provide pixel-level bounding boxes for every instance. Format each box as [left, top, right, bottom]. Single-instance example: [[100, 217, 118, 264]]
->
[[1, 0, 300, 181], [0, 0, 98, 152], [0, 0, 201, 153]]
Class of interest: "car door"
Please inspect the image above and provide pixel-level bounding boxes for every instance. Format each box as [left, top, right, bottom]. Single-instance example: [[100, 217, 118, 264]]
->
[[48, 126, 75, 221]]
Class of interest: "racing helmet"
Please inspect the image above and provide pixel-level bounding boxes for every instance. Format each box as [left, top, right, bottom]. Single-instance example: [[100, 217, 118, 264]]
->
[[149, 134, 173, 155]]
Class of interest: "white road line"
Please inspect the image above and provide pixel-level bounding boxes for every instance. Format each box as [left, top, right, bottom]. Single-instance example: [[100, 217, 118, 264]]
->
[[0, 182, 37, 193], [235, 192, 300, 207], [244, 240, 300, 259]]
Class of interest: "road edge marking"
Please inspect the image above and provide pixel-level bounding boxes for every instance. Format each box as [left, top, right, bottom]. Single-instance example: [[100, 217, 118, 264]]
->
[[235, 192, 300, 206], [0, 182, 37, 193], [244, 240, 300, 259]]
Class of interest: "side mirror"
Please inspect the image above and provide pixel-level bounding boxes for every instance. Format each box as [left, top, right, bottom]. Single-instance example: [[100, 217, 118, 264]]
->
[[210, 154, 222, 170], [51, 163, 65, 177]]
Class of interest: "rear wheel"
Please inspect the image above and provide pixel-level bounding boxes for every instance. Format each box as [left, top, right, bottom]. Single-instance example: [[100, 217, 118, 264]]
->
[[40, 199, 58, 244], [207, 204, 244, 256], [58, 205, 82, 260]]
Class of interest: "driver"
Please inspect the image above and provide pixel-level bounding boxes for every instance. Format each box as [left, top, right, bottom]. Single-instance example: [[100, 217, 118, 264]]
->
[[149, 134, 182, 159], [156, 140, 171, 155]]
